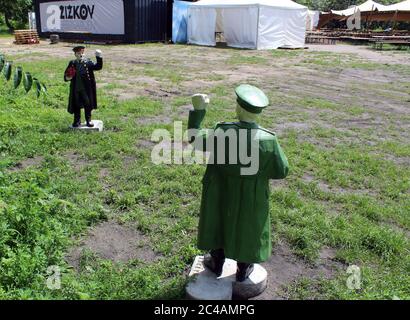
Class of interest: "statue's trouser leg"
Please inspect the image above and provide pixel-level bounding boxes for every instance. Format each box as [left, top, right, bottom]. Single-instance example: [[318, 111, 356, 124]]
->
[[236, 262, 255, 282], [210, 249, 225, 261], [85, 106, 92, 123], [204, 249, 225, 277], [73, 110, 81, 126]]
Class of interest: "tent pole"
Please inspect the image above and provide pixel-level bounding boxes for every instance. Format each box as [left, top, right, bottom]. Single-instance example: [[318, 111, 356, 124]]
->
[[385, 11, 395, 31], [256, 5, 260, 50], [392, 10, 398, 32], [365, 5, 374, 32], [367, 5, 375, 32]]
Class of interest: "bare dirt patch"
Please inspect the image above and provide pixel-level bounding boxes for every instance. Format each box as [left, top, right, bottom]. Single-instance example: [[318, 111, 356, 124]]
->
[[114, 89, 141, 101], [274, 122, 311, 135], [127, 59, 153, 65], [301, 173, 377, 197], [136, 138, 189, 152], [307, 44, 410, 65], [340, 116, 385, 129], [302, 173, 332, 190], [137, 139, 156, 149], [66, 220, 159, 270], [135, 115, 173, 126], [270, 179, 289, 190], [8, 156, 44, 172], [99, 168, 110, 179], [383, 221, 410, 239], [383, 154, 410, 167], [98, 168, 112, 192], [122, 155, 138, 168], [63, 151, 91, 172], [253, 242, 344, 300], [175, 104, 193, 116]]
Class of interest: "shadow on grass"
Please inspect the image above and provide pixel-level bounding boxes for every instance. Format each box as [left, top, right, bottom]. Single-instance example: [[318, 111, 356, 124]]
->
[[0, 30, 13, 38]]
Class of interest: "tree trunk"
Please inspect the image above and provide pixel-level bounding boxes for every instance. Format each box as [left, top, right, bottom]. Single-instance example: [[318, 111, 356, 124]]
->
[[4, 14, 14, 32]]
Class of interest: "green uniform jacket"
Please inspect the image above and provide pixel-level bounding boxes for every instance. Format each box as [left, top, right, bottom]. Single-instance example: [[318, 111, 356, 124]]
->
[[189, 109, 289, 263]]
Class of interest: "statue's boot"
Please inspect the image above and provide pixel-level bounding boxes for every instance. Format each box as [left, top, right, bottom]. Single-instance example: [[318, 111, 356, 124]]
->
[[203, 249, 225, 277], [72, 113, 81, 127], [85, 109, 94, 127], [236, 263, 255, 282], [85, 117, 94, 128]]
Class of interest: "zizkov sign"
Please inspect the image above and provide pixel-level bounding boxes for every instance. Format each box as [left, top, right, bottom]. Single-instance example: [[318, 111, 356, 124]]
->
[[39, 0, 125, 35]]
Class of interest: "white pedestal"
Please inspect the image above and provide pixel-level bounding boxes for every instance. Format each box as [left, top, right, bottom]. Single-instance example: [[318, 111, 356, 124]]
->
[[186, 255, 267, 300], [232, 264, 268, 300], [70, 120, 104, 132]]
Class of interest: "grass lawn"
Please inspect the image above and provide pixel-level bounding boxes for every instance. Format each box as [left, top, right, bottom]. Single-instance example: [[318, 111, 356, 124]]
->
[[0, 25, 12, 39], [0, 42, 409, 300]]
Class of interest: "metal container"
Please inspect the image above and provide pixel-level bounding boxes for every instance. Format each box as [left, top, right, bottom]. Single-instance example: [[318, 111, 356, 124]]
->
[[133, 0, 168, 43], [50, 34, 59, 44]]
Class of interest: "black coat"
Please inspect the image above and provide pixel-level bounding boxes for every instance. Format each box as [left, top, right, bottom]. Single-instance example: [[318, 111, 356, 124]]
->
[[64, 57, 103, 114]]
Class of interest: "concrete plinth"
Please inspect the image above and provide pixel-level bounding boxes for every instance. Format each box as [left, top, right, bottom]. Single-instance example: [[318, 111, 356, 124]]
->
[[70, 120, 104, 132], [186, 255, 267, 300], [232, 264, 268, 300]]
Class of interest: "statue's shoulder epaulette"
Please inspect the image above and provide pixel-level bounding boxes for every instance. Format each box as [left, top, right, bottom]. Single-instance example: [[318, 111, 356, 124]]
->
[[259, 127, 276, 136], [216, 121, 236, 127]]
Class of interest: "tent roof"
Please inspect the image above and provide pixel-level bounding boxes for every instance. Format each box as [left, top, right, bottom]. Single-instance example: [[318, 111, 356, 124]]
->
[[331, 0, 387, 16], [381, 0, 410, 11], [190, 0, 307, 10]]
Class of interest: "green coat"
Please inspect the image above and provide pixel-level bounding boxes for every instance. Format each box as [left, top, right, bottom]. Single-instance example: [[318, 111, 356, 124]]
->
[[189, 109, 289, 264]]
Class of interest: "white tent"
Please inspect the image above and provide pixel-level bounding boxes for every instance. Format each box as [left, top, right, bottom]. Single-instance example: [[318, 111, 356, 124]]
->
[[331, 0, 387, 16], [187, 0, 308, 50], [306, 10, 320, 30], [381, 0, 410, 11]]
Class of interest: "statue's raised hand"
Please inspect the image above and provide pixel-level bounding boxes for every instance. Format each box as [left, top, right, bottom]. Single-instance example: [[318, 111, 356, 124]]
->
[[192, 94, 210, 110]]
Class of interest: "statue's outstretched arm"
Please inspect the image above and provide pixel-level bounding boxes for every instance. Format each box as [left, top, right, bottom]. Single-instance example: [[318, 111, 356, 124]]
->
[[269, 138, 289, 180], [187, 94, 214, 152]]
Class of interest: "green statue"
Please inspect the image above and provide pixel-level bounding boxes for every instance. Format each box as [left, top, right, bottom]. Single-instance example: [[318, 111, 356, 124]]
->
[[64, 46, 103, 128], [188, 85, 289, 282]]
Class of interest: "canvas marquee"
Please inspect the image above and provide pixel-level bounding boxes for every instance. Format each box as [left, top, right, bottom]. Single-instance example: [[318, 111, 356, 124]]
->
[[381, 0, 410, 11], [318, 0, 410, 28], [187, 0, 308, 50], [306, 10, 320, 30], [331, 0, 387, 16]]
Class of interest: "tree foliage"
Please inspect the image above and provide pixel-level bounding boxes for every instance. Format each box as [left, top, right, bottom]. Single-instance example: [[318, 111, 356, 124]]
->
[[0, 0, 33, 31], [295, 0, 405, 11]]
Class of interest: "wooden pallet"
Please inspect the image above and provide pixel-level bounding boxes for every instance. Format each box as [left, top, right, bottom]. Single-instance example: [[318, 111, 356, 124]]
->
[[14, 29, 40, 45]]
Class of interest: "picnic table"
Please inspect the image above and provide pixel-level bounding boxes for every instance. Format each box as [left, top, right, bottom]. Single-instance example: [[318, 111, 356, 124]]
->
[[369, 35, 410, 50], [372, 35, 410, 40], [338, 36, 374, 44], [370, 39, 410, 50]]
